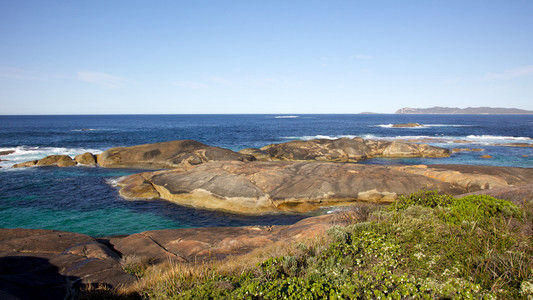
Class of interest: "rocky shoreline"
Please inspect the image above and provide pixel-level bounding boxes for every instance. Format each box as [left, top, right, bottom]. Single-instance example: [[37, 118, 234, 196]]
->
[[2, 137, 533, 298]]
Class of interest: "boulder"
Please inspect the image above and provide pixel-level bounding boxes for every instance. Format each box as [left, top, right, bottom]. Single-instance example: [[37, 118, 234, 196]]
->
[[13, 155, 77, 168], [74, 152, 97, 166], [97, 139, 255, 169], [256, 137, 450, 162], [0, 229, 136, 299], [35, 155, 76, 167], [481, 155, 493, 159], [116, 161, 530, 214], [12, 160, 38, 168]]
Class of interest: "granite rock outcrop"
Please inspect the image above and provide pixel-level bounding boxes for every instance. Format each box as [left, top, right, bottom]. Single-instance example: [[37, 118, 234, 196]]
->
[[97, 139, 255, 169], [117, 161, 533, 214], [0, 229, 136, 299], [0, 210, 363, 298], [251, 137, 450, 162]]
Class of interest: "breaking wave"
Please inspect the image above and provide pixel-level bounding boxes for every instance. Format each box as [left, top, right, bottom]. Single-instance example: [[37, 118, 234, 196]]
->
[[0, 146, 103, 169]]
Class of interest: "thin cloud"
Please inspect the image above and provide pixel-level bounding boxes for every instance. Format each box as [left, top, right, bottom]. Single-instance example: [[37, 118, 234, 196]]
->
[[77, 71, 125, 88], [482, 65, 533, 81]]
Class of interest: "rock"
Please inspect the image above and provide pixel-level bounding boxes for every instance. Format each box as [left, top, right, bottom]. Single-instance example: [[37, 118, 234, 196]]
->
[[0, 150, 15, 156], [74, 152, 97, 166], [116, 161, 526, 214], [395, 165, 509, 191], [239, 148, 277, 161], [109, 209, 365, 263], [481, 155, 493, 159], [97, 139, 255, 169], [391, 123, 422, 128], [258, 137, 450, 162], [12, 160, 38, 168], [0, 229, 136, 299], [455, 184, 533, 206], [36, 155, 77, 167], [117, 172, 161, 199], [12, 155, 77, 168]]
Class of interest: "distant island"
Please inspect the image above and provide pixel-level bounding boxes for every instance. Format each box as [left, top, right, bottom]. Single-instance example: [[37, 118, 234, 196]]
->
[[395, 107, 533, 114]]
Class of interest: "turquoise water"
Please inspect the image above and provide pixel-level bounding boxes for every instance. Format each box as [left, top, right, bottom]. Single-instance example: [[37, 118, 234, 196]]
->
[[1, 114, 532, 236]]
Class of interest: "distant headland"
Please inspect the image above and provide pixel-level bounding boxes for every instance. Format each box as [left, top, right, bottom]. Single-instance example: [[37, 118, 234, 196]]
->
[[395, 107, 533, 114]]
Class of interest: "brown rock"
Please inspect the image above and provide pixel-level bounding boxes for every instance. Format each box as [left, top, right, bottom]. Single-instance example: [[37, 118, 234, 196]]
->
[[74, 152, 97, 166], [109, 210, 363, 263], [13, 155, 77, 168], [259, 137, 449, 162], [117, 172, 161, 199], [480, 155, 493, 159], [97, 139, 255, 169], [0, 150, 15, 156], [0, 229, 136, 299], [37, 155, 76, 167], [239, 148, 277, 161], [12, 160, 38, 168], [119, 161, 507, 214], [391, 123, 422, 128]]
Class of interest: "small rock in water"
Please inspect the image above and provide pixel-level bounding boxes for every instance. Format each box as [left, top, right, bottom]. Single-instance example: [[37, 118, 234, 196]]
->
[[481, 155, 493, 159], [391, 123, 422, 128]]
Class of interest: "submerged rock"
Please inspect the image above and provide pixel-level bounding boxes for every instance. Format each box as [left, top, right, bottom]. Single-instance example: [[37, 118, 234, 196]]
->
[[97, 139, 255, 169], [255, 137, 450, 162]]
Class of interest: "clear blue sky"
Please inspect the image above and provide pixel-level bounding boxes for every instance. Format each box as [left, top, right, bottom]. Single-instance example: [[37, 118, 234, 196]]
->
[[1, 1, 532, 114]]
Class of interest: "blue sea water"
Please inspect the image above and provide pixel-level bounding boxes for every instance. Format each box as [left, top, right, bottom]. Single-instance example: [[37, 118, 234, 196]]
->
[[1, 114, 532, 237]]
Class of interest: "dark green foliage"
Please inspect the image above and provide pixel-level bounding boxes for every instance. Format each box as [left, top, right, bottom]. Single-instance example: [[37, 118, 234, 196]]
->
[[391, 190, 454, 210]]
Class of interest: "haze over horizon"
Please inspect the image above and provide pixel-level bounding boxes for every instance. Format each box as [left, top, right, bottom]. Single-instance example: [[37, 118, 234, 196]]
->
[[1, 1, 532, 115]]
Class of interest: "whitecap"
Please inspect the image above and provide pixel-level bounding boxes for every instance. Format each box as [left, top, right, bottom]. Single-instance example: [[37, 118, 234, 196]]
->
[[0, 146, 103, 169], [274, 116, 300, 119], [466, 135, 532, 141], [71, 128, 100, 132]]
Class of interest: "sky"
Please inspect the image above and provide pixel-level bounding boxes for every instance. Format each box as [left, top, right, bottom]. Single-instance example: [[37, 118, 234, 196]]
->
[[1, 1, 532, 114]]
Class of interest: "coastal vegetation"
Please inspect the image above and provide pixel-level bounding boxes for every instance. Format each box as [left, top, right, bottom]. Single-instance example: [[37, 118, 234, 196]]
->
[[82, 191, 533, 299]]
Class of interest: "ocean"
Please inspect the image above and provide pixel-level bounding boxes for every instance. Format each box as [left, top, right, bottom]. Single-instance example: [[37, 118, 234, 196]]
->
[[1, 114, 532, 237]]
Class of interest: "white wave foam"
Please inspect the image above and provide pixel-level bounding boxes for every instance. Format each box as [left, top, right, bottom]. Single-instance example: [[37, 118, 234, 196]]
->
[[373, 124, 471, 128], [71, 128, 100, 132], [282, 135, 359, 141], [275, 116, 299, 119], [105, 177, 122, 187], [0, 146, 103, 169], [466, 135, 532, 141]]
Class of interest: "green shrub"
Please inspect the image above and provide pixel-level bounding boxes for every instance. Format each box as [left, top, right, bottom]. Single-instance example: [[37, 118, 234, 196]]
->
[[439, 194, 522, 225], [392, 190, 454, 210]]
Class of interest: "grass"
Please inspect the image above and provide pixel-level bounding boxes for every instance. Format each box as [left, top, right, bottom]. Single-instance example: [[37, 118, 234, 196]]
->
[[80, 191, 533, 299]]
